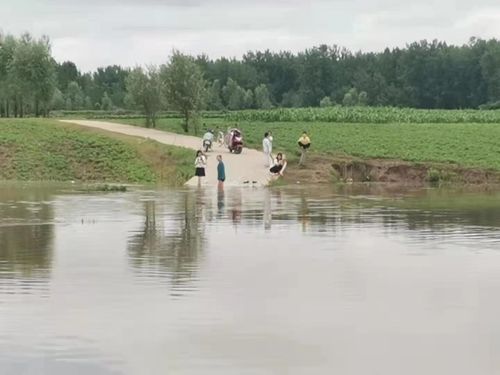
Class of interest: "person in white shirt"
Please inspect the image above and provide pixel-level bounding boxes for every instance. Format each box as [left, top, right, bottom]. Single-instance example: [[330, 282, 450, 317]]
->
[[262, 132, 273, 167], [194, 150, 207, 186]]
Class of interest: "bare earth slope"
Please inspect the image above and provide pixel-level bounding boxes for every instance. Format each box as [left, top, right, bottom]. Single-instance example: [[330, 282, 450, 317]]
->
[[60, 120, 270, 187]]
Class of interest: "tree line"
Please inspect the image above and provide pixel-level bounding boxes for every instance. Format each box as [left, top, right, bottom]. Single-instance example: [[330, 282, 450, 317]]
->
[[2, 32, 500, 123], [0, 33, 56, 117]]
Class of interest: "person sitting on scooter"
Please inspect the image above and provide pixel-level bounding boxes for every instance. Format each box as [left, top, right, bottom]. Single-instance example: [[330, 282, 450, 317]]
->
[[202, 129, 214, 151], [203, 129, 214, 143]]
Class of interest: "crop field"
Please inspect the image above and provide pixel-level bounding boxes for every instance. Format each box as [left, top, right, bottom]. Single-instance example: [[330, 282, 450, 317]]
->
[[226, 107, 500, 124], [0, 119, 193, 183], [117, 117, 500, 170], [58, 106, 500, 124]]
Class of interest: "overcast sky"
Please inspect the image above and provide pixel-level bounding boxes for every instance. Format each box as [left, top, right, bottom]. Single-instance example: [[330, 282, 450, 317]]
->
[[2, 0, 500, 71]]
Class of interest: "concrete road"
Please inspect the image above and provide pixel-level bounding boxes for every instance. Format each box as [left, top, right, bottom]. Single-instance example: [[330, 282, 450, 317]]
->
[[60, 120, 270, 187]]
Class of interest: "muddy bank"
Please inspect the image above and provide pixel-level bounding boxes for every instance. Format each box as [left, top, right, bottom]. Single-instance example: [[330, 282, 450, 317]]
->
[[282, 155, 500, 186]]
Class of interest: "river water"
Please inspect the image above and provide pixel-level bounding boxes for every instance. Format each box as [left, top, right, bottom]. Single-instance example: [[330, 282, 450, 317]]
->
[[1, 183, 500, 375]]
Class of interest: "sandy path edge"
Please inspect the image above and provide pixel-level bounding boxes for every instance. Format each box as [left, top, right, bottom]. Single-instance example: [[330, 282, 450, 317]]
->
[[60, 120, 270, 187]]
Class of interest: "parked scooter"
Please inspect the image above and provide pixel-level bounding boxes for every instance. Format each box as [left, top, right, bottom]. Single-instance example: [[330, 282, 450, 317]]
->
[[203, 139, 212, 153], [226, 128, 243, 154]]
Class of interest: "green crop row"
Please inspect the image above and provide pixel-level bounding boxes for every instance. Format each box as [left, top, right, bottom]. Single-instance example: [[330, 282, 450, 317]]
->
[[226, 107, 500, 124], [51, 110, 226, 120]]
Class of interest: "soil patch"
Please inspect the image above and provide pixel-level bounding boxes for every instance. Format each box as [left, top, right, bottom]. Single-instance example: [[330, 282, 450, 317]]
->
[[281, 155, 500, 186]]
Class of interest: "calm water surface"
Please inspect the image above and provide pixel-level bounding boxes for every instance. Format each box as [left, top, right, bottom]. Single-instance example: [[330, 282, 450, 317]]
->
[[1, 184, 500, 375]]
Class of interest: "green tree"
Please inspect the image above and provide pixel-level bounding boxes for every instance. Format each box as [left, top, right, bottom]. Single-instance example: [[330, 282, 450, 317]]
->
[[65, 81, 84, 109], [0, 33, 17, 117], [83, 96, 93, 110], [51, 88, 65, 110], [56, 61, 79, 91], [254, 84, 273, 109], [223, 78, 246, 110], [101, 92, 113, 110], [160, 51, 207, 133], [126, 66, 163, 128], [358, 91, 368, 106], [319, 96, 333, 107], [281, 90, 303, 108], [243, 89, 254, 109], [343, 88, 359, 106], [92, 65, 129, 108], [8, 33, 56, 116], [480, 41, 500, 103], [206, 79, 224, 110]]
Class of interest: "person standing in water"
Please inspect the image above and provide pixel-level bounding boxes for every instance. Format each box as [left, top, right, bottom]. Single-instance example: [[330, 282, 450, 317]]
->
[[297, 131, 311, 166], [194, 150, 207, 186], [217, 154, 225, 190]]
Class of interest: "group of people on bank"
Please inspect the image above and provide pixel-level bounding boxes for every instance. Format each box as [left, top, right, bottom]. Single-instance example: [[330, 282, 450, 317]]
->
[[262, 130, 311, 176], [194, 128, 311, 187]]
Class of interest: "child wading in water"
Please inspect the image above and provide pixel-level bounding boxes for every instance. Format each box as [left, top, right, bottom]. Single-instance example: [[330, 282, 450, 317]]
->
[[217, 155, 225, 190], [194, 150, 207, 186]]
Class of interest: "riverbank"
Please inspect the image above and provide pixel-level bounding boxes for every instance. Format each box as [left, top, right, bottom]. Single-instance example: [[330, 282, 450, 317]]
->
[[0, 119, 193, 185], [111, 117, 500, 186], [276, 155, 500, 186]]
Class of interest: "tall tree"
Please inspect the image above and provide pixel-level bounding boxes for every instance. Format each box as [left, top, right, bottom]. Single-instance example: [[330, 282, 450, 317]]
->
[[56, 61, 79, 91], [65, 81, 84, 110], [100, 92, 113, 110], [8, 33, 56, 116], [206, 79, 224, 110], [160, 51, 207, 133], [254, 84, 273, 109], [92, 65, 129, 108], [0, 33, 17, 116], [480, 40, 500, 103], [126, 66, 162, 127], [222, 78, 246, 110]]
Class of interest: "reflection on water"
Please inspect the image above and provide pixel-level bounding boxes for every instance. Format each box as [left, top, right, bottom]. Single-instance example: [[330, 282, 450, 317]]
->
[[127, 191, 205, 295], [217, 189, 225, 215], [1, 184, 500, 375], [0, 186, 54, 295]]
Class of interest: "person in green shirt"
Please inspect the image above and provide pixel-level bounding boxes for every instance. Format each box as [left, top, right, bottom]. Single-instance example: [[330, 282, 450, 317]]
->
[[217, 155, 225, 190]]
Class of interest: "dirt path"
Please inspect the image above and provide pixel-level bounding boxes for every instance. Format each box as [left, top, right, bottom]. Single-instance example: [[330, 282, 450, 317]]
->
[[60, 120, 270, 187]]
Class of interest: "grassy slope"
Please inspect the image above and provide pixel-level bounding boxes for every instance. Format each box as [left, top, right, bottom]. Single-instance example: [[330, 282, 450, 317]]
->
[[116, 118, 500, 170], [0, 119, 193, 184]]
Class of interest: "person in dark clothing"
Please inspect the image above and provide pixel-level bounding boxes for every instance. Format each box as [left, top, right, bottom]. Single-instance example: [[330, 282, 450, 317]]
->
[[269, 153, 287, 177], [217, 154, 225, 190]]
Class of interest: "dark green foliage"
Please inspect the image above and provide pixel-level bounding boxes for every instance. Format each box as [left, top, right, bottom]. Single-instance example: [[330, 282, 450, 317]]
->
[[196, 39, 500, 110], [160, 51, 207, 133], [4, 30, 500, 116], [125, 66, 162, 128], [0, 33, 56, 117]]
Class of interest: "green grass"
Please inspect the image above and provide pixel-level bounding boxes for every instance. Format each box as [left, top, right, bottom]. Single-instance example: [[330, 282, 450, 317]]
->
[[0, 119, 193, 184], [115, 117, 500, 170]]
